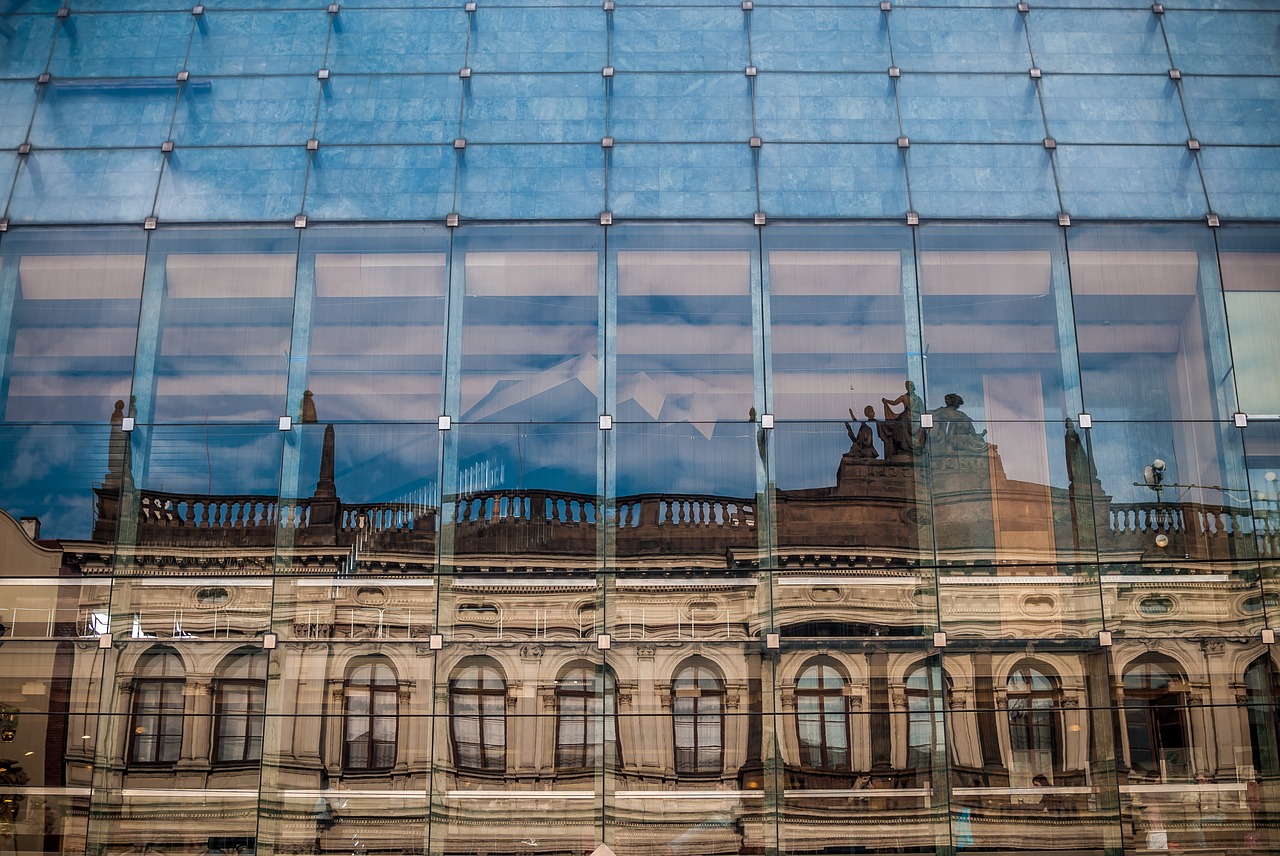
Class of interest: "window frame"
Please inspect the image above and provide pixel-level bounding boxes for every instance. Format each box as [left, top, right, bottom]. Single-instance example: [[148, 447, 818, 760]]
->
[[343, 661, 400, 772], [449, 662, 507, 774], [554, 665, 621, 771], [794, 660, 851, 772], [672, 661, 725, 778]]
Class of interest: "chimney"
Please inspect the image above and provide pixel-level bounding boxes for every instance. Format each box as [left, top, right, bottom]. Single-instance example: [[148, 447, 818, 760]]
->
[[20, 516, 41, 540]]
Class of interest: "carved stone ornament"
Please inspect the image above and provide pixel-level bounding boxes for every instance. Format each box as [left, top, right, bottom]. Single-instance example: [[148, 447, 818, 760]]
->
[[1061, 696, 1081, 708], [637, 644, 657, 659], [849, 695, 864, 710], [541, 692, 557, 712], [779, 693, 796, 710], [520, 644, 545, 659], [1235, 690, 1250, 705], [1200, 638, 1226, 656]]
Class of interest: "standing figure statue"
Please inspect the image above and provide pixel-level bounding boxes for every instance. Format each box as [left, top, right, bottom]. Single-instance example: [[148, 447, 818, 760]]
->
[[881, 381, 926, 457]]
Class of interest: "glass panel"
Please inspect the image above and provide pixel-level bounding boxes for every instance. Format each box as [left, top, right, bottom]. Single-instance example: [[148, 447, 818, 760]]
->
[[441, 421, 598, 582], [1056, 145, 1208, 220], [1220, 228, 1280, 414], [1042, 74, 1188, 145], [453, 225, 601, 425], [0, 16, 58, 80], [111, 424, 284, 597], [468, 7, 606, 73], [0, 422, 119, 543], [1181, 76, 1280, 146], [303, 144, 457, 222], [133, 227, 298, 424], [29, 81, 176, 148], [609, 144, 757, 219], [890, 9, 1031, 73], [456, 144, 604, 220], [1090, 419, 1259, 583], [47, 12, 190, 78], [325, 9, 468, 74], [460, 72, 602, 144], [898, 73, 1043, 144], [907, 144, 1059, 219], [170, 74, 318, 147], [748, 7, 890, 73], [184, 10, 329, 76], [755, 73, 898, 144], [765, 224, 913, 420], [1026, 9, 1170, 74], [611, 73, 750, 143], [1163, 10, 1280, 75], [154, 147, 308, 222], [8, 150, 163, 225], [757, 144, 908, 219], [1200, 144, 1280, 221], [295, 225, 448, 422], [1243, 420, 1280, 618], [1070, 225, 1235, 422], [0, 228, 145, 423], [315, 74, 460, 145], [610, 8, 747, 72]]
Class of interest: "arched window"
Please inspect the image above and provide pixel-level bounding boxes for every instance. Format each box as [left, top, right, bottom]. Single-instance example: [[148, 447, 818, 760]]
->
[[1244, 655, 1279, 776], [905, 664, 949, 772], [1123, 656, 1189, 780], [450, 661, 506, 773], [344, 660, 398, 771], [130, 648, 185, 764], [1006, 664, 1062, 774], [214, 648, 268, 764], [673, 660, 724, 776], [795, 660, 850, 771], [555, 666, 620, 770]]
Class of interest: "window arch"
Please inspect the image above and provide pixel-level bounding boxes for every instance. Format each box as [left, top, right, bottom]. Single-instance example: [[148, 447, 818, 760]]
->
[[1123, 655, 1189, 780], [1006, 663, 1062, 774], [795, 659, 850, 771], [214, 648, 268, 764], [673, 660, 724, 777], [450, 660, 506, 773], [344, 659, 398, 771], [905, 664, 950, 772], [130, 647, 185, 765], [555, 665, 620, 770]]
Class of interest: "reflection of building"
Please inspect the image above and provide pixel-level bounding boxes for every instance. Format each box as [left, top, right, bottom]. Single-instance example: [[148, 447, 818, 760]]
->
[[2, 406, 1277, 856], [3, 4, 1280, 856]]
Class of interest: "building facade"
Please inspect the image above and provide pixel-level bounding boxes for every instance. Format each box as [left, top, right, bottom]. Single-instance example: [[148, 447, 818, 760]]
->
[[1, 2, 1279, 856]]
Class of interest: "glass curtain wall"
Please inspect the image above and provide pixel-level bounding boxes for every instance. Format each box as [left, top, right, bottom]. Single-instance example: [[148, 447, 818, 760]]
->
[[0, 222, 1277, 856]]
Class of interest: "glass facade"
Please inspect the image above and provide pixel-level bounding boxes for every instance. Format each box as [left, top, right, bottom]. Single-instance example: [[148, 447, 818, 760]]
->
[[0, 3, 1278, 856]]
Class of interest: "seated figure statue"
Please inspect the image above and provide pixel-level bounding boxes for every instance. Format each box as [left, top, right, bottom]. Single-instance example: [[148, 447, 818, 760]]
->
[[931, 393, 988, 453]]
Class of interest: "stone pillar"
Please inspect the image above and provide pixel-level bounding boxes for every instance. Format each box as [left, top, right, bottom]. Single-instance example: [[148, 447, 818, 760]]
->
[[867, 649, 892, 772]]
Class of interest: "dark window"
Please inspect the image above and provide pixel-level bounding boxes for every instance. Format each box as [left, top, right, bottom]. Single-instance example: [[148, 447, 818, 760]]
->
[[450, 662, 506, 772], [344, 661, 398, 771], [796, 661, 850, 771], [1123, 657, 1189, 780], [1007, 664, 1061, 772], [555, 666, 620, 770], [1245, 655, 1279, 776], [130, 650, 185, 765], [673, 661, 724, 776]]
